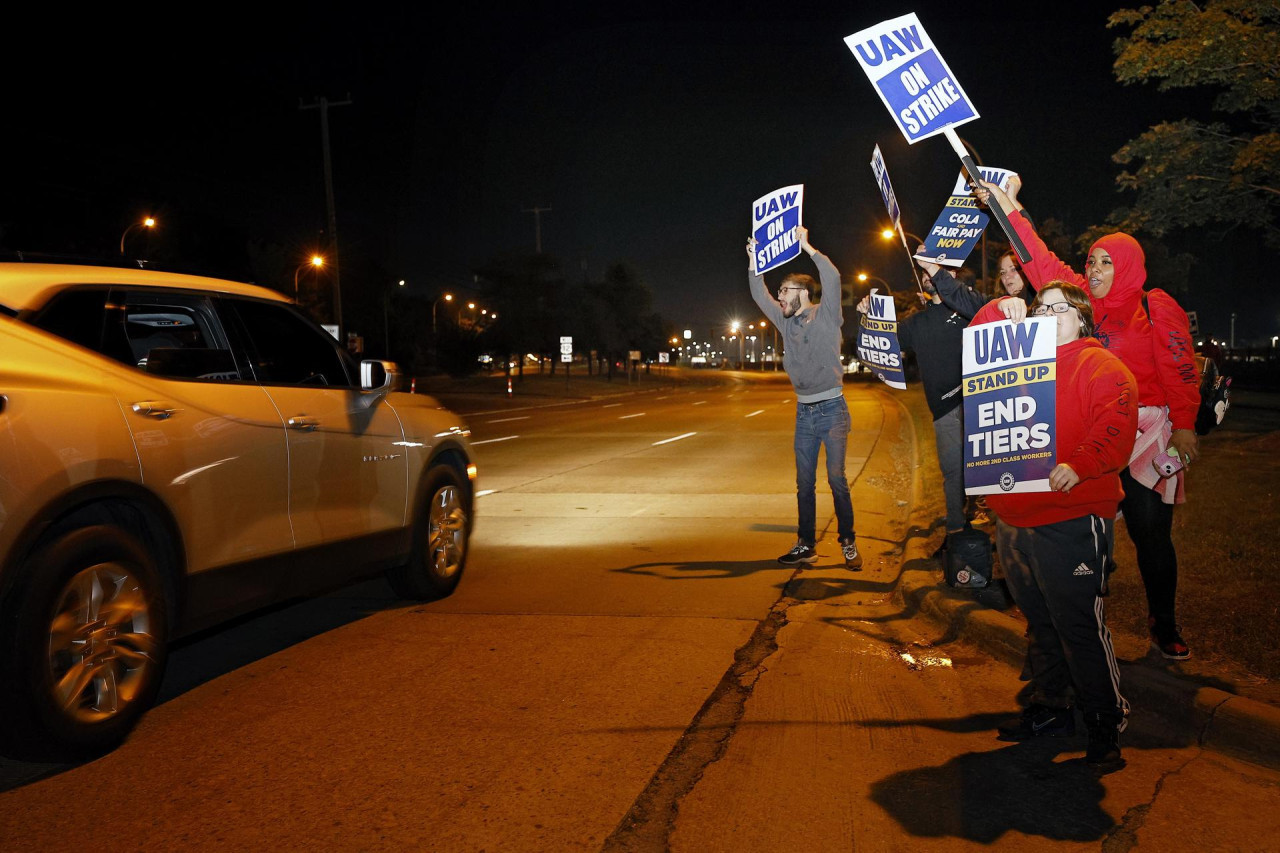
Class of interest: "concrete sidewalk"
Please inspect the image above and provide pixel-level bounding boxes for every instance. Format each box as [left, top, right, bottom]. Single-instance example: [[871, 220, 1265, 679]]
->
[[896, 386, 1280, 772]]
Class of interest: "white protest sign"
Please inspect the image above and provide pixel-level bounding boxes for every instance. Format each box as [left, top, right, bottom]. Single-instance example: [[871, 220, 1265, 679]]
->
[[962, 318, 1057, 494], [751, 184, 804, 274], [844, 14, 979, 144]]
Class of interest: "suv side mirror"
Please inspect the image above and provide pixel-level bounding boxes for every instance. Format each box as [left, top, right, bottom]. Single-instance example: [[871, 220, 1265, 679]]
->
[[359, 359, 401, 408]]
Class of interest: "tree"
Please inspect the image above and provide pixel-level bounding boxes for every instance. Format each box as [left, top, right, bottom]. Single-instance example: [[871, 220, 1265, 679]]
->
[[1102, 1, 1280, 247]]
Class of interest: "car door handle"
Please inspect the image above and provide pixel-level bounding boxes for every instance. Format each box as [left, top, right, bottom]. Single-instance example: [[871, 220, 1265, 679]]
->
[[131, 401, 180, 420], [288, 415, 320, 432]]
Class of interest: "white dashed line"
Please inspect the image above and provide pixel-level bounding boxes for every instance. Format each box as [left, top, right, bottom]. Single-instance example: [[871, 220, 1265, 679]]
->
[[745, 410, 764, 418], [472, 435, 519, 445], [652, 432, 697, 446], [603, 403, 623, 408], [486, 416, 529, 424], [475, 489, 496, 497], [619, 413, 646, 419], [692, 401, 707, 406], [655, 395, 671, 400]]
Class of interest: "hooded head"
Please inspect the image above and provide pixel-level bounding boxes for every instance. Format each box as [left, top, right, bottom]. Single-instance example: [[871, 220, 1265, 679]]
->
[[1086, 232, 1146, 314]]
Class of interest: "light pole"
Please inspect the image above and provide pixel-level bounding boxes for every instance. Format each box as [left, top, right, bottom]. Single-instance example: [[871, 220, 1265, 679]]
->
[[120, 217, 156, 256], [384, 279, 405, 356], [294, 255, 325, 300], [431, 293, 454, 335]]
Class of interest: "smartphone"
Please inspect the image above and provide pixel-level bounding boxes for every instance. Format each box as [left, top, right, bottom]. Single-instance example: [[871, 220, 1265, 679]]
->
[[1152, 447, 1185, 478]]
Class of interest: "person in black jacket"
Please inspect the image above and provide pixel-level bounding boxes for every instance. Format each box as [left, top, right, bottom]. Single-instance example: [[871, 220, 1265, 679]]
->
[[856, 265, 983, 543]]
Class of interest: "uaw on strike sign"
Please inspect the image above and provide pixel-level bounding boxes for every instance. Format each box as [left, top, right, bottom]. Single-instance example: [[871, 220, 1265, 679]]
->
[[751, 185, 804, 275], [844, 13, 978, 144]]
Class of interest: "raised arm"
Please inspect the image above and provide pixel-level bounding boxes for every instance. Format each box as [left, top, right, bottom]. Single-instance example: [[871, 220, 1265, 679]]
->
[[799, 226, 843, 328], [972, 179, 1085, 293], [746, 237, 785, 326]]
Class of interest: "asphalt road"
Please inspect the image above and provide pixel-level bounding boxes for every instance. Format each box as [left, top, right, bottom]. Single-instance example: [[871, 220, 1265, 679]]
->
[[2, 373, 1278, 851]]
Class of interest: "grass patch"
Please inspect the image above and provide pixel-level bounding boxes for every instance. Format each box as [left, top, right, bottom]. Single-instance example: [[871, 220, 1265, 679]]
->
[[1107, 428, 1280, 680]]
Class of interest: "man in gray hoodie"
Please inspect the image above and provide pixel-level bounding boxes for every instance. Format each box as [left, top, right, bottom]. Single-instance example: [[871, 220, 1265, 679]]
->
[[746, 225, 860, 569]]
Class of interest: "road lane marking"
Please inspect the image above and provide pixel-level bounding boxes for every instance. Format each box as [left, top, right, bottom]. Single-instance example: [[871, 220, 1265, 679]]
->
[[475, 489, 497, 497], [472, 435, 519, 445], [745, 410, 764, 418], [603, 403, 622, 408], [652, 432, 697, 446], [486, 416, 529, 424], [620, 413, 646, 419], [655, 395, 671, 400], [692, 401, 707, 406]]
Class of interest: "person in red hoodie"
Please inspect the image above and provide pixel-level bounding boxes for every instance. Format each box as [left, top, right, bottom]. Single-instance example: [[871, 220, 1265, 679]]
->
[[973, 283, 1137, 770], [975, 178, 1200, 661]]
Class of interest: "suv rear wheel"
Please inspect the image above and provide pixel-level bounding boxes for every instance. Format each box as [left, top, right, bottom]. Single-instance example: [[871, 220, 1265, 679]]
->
[[386, 466, 471, 600], [0, 525, 169, 760]]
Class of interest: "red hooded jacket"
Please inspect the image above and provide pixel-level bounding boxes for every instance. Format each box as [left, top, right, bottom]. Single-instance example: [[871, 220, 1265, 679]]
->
[[970, 300, 1138, 528], [1010, 211, 1200, 430]]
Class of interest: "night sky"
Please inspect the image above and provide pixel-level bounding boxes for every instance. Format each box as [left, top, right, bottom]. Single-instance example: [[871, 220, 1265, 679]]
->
[[3, 3, 1274, 345]]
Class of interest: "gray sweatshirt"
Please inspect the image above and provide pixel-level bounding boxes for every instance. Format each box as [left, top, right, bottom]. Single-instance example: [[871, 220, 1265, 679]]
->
[[748, 249, 844, 403]]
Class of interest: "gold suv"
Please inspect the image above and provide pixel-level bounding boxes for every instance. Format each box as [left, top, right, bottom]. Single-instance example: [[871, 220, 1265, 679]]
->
[[0, 262, 475, 760]]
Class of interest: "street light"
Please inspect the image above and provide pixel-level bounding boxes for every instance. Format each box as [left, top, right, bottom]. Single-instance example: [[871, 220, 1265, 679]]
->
[[294, 254, 325, 299], [882, 227, 925, 246], [120, 217, 156, 255], [431, 293, 454, 334], [857, 272, 890, 289]]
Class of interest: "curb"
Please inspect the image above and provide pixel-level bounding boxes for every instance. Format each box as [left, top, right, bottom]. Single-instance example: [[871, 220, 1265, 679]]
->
[[894, 397, 1280, 772], [899, 570, 1280, 771]]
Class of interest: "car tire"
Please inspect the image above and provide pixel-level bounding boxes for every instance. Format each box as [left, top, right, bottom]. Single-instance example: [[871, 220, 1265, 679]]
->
[[387, 465, 471, 600], [0, 525, 169, 761]]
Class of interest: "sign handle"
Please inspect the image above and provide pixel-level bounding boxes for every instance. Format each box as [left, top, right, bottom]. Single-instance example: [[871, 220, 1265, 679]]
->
[[895, 224, 926, 295], [943, 128, 1030, 263]]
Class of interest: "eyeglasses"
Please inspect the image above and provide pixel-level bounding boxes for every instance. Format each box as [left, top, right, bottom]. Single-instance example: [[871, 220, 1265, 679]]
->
[[778, 286, 805, 295], [1031, 302, 1076, 316]]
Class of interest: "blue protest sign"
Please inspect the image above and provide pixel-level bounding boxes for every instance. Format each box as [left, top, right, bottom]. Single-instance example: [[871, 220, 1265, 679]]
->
[[751, 185, 804, 275], [916, 167, 1017, 268], [961, 317, 1057, 494], [844, 13, 979, 144], [856, 290, 906, 390], [870, 145, 900, 230]]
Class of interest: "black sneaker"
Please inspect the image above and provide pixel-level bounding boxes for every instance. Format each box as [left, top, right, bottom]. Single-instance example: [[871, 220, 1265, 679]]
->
[[778, 541, 818, 566], [996, 704, 1076, 741], [840, 538, 863, 570], [1085, 714, 1125, 771], [1149, 617, 1191, 660]]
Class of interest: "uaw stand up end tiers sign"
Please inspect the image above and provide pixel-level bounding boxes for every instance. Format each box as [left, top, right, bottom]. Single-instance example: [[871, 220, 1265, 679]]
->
[[962, 318, 1057, 495]]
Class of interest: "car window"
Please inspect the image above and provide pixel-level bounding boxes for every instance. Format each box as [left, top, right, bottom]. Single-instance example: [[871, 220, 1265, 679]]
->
[[118, 291, 246, 382], [27, 289, 114, 355], [26, 287, 247, 382], [229, 300, 354, 387]]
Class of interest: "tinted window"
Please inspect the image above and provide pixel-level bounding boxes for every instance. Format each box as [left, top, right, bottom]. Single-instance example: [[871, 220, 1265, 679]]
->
[[28, 289, 113, 354], [119, 291, 245, 382], [231, 300, 353, 387]]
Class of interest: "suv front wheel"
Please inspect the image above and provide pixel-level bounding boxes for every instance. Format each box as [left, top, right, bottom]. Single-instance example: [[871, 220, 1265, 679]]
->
[[387, 466, 471, 600], [0, 525, 169, 761]]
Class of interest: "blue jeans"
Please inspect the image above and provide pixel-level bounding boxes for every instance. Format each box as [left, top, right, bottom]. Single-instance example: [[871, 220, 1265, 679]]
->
[[794, 396, 855, 545]]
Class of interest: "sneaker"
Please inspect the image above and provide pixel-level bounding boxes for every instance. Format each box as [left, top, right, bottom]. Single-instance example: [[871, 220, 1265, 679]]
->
[[841, 538, 863, 570], [996, 704, 1076, 742], [778, 541, 818, 566], [1149, 617, 1191, 660], [1084, 714, 1125, 771]]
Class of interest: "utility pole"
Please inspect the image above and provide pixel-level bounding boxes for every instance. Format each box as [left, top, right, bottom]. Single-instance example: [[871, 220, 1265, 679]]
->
[[523, 205, 551, 253], [300, 94, 352, 339]]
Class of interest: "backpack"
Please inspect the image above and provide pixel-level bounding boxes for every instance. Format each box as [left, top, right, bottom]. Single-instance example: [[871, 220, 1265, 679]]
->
[[944, 528, 993, 589], [1142, 291, 1230, 435]]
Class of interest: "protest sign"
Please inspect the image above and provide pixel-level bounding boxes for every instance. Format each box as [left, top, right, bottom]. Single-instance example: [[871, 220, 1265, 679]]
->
[[961, 317, 1057, 494], [856, 290, 906, 390], [751, 185, 804, 275], [916, 167, 1018, 267], [870, 145, 901, 230], [843, 14, 978, 144]]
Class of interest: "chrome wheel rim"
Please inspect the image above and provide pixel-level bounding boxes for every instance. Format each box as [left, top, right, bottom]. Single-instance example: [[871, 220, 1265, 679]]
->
[[426, 484, 467, 579], [47, 562, 158, 724]]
